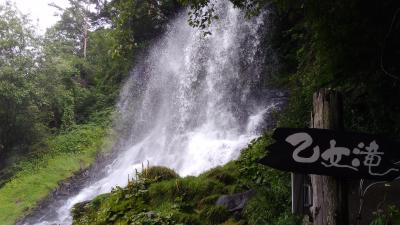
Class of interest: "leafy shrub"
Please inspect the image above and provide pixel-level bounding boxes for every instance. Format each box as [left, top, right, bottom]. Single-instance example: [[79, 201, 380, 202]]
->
[[237, 134, 293, 224], [370, 205, 400, 225]]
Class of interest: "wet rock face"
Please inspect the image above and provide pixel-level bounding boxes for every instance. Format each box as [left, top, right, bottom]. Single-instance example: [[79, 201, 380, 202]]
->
[[215, 189, 256, 212]]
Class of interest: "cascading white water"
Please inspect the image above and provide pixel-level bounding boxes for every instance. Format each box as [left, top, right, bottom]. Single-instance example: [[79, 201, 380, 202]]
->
[[29, 1, 278, 224]]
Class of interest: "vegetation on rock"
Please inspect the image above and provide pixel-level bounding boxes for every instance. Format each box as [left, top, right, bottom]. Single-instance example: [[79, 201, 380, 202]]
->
[[72, 135, 296, 225]]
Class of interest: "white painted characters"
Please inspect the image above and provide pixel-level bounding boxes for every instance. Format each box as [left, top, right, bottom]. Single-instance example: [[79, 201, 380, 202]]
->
[[286, 132, 399, 176]]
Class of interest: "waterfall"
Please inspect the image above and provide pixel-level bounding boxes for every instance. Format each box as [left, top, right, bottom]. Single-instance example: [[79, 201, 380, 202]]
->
[[27, 1, 279, 224]]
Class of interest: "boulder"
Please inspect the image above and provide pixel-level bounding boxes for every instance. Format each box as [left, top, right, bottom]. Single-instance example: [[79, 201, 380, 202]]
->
[[215, 189, 256, 212]]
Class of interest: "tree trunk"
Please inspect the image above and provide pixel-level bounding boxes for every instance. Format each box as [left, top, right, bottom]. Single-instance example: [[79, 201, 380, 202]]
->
[[310, 89, 347, 225], [83, 19, 88, 59], [83, 2, 89, 59]]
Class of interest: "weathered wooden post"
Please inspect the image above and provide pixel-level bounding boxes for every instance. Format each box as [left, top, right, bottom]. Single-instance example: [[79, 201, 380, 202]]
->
[[310, 89, 347, 225], [260, 89, 400, 225]]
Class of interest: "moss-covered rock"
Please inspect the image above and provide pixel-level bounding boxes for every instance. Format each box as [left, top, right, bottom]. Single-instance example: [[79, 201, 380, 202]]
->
[[72, 135, 295, 225], [139, 166, 179, 182]]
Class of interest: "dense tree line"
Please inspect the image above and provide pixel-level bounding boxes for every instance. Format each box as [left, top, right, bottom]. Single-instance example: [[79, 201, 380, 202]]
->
[[0, 3, 45, 162], [0, 0, 180, 169], [3, 0, 400, 180]]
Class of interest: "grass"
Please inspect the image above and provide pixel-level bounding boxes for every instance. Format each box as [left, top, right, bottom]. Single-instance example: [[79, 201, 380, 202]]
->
[[0, 123, 110, 225]]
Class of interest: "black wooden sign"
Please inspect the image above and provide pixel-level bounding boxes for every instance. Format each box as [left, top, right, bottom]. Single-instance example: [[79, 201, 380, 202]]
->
[[259, 128, 400, 180]]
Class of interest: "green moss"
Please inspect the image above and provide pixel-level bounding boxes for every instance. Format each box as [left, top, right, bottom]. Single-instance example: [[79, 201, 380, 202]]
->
[[200, 205, 230, 225], [170, 212, 201, 225], [200, 162, 238, 185], [72, 162, 238, 224], [222, 218, 244, 225], [72, 134, 294, 225], [198, 194, 220, 210], [139, 166, 180, 182]]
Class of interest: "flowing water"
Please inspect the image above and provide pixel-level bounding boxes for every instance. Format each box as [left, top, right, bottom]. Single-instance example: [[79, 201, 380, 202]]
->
[[27, 1, 280, 224]]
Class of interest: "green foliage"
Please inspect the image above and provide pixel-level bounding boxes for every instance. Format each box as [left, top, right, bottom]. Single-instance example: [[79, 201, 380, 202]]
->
[[0, 0, 184, 224], [7, 1, 400, 225], [237, 135, 294, 225], [48, 123, 107, 154], [0, 0, 186, 222], [72, 136, 293, 225], [237, 135, 290, 192], [370, 205, 400, 225], [179, 0, 268, 34], [107, 0, 180, 57], [130, 212, 180, 225], [0, 121, 109, 225], [274, 0, 400, 137], [147, 173, 226, 208], [0, 2, 47, 160], [85, 29, 125, 103], [200, 205, 230, 225], [244, 192, 297, 225], [0, 0, 133, 170], [61, 92, 76, 130]]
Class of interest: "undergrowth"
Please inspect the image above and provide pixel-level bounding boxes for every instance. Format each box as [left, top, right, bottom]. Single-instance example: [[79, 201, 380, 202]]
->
[[0, 120, 111, 225], [72, 134, 297, 225]]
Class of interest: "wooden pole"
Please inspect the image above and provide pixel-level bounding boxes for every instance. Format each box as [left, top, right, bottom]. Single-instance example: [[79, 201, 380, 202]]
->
[[292, 173, 305, 215], [310, 89, 347, 225]]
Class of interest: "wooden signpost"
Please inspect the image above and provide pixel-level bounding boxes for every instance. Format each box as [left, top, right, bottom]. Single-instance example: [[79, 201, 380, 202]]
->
[[259, 89, 400, 225], [311, 89, 345, 225], [259, 128, 400, 180]]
